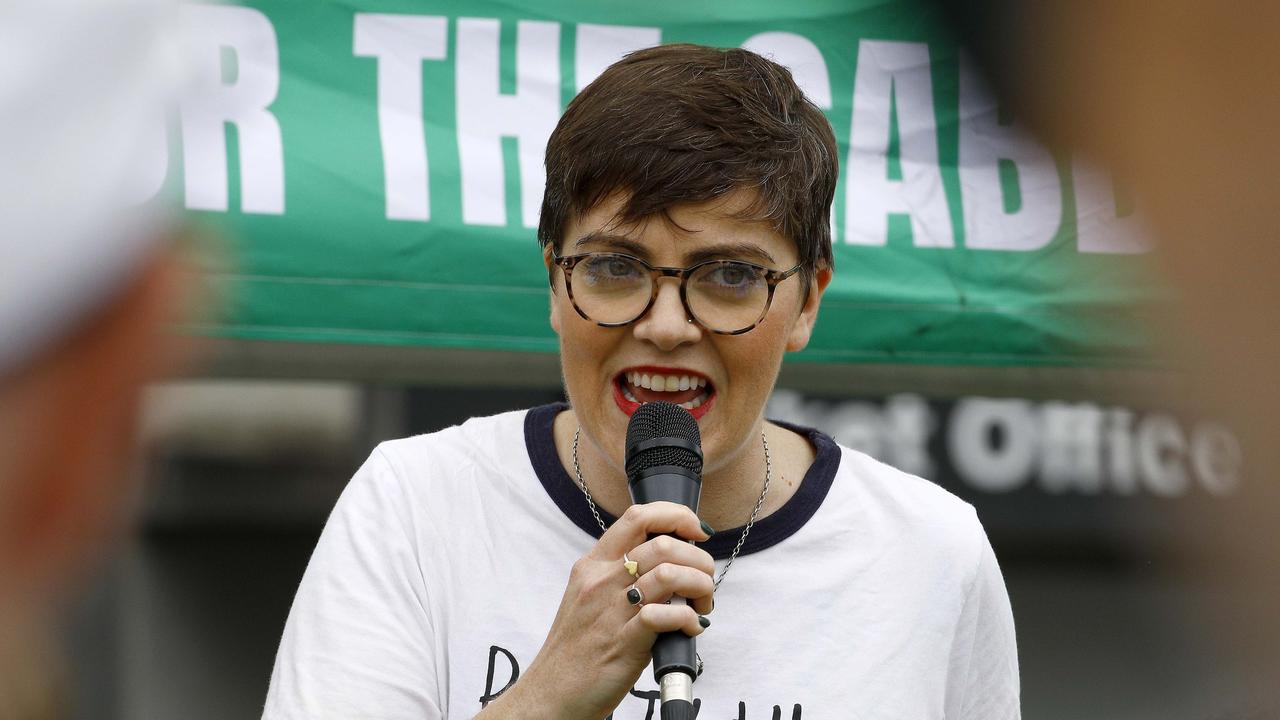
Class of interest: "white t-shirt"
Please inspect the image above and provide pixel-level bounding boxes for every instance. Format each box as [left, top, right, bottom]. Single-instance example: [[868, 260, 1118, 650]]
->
[[264, 404, 1019, 719]]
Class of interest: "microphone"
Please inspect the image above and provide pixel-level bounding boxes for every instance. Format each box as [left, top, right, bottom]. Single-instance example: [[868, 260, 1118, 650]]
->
[[625, 402, 703, 720]]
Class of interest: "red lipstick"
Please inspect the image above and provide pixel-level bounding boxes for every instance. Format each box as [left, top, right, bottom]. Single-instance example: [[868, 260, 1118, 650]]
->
[[612, 367, 716, 420]]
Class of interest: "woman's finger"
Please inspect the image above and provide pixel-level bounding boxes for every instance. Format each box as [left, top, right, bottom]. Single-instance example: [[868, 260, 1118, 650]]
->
[[627, 533, 716, 578], [632, 562, 714, 611], [623, 602, 707, 644], [594, 501, 711, 558]]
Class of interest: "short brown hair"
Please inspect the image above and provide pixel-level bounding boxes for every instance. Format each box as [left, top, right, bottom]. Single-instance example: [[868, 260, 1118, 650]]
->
[[538, 43, 838, 285]]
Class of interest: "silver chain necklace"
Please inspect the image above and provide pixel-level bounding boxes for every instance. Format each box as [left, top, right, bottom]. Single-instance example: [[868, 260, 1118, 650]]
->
[[572, 426, 772, 590]]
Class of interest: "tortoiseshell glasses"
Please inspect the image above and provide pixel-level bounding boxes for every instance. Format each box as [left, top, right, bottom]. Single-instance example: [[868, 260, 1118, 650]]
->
[[551, 252, 802, 335]]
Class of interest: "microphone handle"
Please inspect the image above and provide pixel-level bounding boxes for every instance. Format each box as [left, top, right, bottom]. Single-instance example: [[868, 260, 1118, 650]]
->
[[629, 466, 702, 683]]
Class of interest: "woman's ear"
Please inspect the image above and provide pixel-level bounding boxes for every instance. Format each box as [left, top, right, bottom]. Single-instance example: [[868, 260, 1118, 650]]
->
[[544, 246, 562, 335], [785, 265, 833, 352]]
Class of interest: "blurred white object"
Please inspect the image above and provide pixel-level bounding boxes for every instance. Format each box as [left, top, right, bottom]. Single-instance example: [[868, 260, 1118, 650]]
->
[[140, 381, 364, 463], [0, 0, 185, 376]]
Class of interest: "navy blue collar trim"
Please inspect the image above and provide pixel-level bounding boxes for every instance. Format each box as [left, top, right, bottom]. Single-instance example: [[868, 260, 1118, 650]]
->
[[523, 402, 841, 560]]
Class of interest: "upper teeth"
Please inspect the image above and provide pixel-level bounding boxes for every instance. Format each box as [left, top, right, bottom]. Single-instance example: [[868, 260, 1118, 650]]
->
[[626, 372, 707, 392]]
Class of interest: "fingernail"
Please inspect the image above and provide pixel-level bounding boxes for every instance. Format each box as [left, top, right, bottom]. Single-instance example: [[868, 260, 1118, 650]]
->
[[698, 615, 711, 629], [700, 520, 715, 537]]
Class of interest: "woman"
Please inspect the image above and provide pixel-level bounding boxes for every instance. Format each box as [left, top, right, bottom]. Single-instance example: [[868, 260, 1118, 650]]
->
[[264, 44, 1019, 719]]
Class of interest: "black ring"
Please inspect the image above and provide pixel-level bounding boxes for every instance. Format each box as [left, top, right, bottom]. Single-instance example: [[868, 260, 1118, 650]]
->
[[626, 586, 644, 606]]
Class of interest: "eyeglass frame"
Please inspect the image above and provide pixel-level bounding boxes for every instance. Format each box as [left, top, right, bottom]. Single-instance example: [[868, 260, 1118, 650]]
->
[[549, 250, 804, 336]]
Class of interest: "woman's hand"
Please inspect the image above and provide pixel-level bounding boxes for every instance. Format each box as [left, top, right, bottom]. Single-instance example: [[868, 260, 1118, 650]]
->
[[477, 501, 715, 720]]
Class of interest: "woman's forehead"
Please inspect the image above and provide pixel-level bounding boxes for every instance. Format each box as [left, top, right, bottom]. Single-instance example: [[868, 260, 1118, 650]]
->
[[565, 191, 797, 265]]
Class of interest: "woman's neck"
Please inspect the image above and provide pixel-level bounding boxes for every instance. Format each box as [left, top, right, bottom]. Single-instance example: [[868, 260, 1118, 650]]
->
[[552, 409, 813, 532]]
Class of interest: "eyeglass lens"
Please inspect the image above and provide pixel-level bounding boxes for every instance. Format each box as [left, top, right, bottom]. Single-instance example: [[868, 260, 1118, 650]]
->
[[570, 254, 771, 333]]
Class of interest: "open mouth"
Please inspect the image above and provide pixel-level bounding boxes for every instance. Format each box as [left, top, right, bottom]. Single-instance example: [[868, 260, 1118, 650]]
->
[[613, 369, 716, 419]]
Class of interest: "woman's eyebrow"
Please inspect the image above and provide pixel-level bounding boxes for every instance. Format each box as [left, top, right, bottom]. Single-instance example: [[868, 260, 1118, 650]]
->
[[572, 233, 780, 266], [684, 242, 777, 266], [572, 232, 649, 257]]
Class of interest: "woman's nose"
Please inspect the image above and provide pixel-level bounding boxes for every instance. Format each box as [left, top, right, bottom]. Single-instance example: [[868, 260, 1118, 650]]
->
[[632, 279, 702, 350]]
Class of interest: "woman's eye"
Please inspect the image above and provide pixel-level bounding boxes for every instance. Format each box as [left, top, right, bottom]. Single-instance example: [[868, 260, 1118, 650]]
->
[[582, 256, 641, 283], [720, 266, 746, 285], [715, 264, 758, 286]]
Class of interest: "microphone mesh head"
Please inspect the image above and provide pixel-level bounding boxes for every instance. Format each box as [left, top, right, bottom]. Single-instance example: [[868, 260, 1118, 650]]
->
[[625, 402, 702, 479]]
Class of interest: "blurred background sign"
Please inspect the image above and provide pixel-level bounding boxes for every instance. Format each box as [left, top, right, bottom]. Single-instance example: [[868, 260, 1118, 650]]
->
[[767, 390, 1241, 554], [175, 0, 1161, 371]]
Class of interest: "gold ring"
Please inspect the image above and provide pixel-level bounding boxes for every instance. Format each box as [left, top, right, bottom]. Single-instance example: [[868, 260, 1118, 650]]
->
[[623, 552, 639, 577]]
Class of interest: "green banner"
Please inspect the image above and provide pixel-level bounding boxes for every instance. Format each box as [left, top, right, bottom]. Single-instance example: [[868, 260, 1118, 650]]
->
[[175, 0, 1161, 366]]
